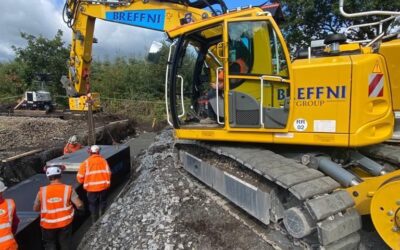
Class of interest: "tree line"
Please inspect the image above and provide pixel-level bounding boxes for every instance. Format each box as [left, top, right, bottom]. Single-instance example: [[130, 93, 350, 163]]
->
[[0, 30, 170, 101]]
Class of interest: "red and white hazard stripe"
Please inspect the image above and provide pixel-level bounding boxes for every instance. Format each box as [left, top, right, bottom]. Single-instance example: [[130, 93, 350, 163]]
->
[[368, 73, 384, 98]]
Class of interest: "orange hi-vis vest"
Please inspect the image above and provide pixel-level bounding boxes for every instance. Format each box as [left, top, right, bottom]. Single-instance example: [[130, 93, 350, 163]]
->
[[39, 184, 74, 229], [63, 143, 82, 155], [77, 154, 111, 192], [0, 199, 17, 250]]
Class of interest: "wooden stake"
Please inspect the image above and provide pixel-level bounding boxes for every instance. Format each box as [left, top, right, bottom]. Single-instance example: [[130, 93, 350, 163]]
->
[[2, 149, 43, 163]]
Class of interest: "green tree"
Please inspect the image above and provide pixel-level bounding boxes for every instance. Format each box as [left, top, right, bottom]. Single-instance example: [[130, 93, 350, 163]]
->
[[91, 42, 172, 100], [0, 61, 25, 96], [12, 29, 70, 95], [279, 0, 400, 49]]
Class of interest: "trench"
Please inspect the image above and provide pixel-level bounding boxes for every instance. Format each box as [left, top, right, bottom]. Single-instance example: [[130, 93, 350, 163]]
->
[[1, 118, 156, 249], [0, 119, 136, 186]]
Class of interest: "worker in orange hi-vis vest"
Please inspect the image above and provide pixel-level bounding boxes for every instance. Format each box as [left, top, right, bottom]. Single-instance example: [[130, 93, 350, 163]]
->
[[33, 165, 83, 250], [63, 135, 83, 155], [77, 145, 111, 223], [0, 181, 19, 250]]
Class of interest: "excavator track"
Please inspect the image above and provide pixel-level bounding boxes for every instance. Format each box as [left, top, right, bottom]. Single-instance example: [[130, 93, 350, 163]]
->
[[361, 144, 400, 166], [176, 141, 362, 249]]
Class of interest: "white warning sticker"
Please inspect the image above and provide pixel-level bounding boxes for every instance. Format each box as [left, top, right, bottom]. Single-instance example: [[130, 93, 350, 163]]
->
[[294, 119, 307, 131], [274, 133, 294, 138], [314, 120, 336, 133]]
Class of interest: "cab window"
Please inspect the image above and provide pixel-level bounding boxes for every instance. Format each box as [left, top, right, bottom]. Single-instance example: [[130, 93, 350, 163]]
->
[[228, 21, 288, 78]]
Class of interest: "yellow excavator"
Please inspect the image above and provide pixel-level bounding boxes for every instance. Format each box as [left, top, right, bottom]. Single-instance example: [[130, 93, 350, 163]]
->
[[63, 0, 400, 248]]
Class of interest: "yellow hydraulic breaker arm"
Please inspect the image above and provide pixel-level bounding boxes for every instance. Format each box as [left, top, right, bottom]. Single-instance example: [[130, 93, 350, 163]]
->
[[62, 0, 226, 111]]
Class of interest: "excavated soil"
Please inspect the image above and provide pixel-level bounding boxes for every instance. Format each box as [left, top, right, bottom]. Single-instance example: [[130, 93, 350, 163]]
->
[[0, 116, 79, 159], [0, 115, 135, 186]]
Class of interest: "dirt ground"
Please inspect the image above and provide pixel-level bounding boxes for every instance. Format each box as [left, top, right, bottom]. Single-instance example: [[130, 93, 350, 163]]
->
[[0, 116, 81, 159], [0, 114, 142, 160], [0, 115, 136, 186]]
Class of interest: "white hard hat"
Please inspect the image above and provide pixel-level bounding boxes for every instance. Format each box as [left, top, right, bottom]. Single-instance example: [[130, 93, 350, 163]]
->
[[89, 145, 100, 154], [46, 166, 62, 177], [0, 181, 7, 192], [69, 135, 78, 144]]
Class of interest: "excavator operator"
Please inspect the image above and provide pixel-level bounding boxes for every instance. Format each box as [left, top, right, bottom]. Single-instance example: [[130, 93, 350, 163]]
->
[[201, 56, 249, 124]]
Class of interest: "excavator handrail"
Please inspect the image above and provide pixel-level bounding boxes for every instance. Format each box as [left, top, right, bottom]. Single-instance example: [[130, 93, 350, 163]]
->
[[215, 67, 224, 125], [339, 0, 400, 45], [339, 0, 400, 18], [366, 32, 385, 48], [165, 41, 176, 126], [345, 16, 397, 34], [177, 75, 185, 118]]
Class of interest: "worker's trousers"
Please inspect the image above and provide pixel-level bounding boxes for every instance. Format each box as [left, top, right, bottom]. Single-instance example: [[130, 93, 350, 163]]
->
[[87, 189, 108, 215], [41, 223, 72, 250]]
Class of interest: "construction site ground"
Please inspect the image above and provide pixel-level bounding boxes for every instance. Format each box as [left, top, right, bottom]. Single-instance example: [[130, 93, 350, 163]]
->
[[0, 115, 280, 249], [79, 129, 387, 250], [0, 115, 389, 249], [79, 129, 281, 250]]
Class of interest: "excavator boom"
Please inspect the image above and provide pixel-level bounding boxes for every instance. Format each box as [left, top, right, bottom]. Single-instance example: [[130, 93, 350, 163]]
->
[[62, 0, 225, 110]]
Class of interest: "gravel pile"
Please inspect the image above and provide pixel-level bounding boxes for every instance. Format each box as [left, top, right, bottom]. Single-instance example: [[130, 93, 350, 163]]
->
[[79, 129, 273, 250]]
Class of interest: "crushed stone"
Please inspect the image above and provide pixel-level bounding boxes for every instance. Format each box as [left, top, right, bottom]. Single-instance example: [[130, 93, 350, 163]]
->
[[79, 129, 273, 250]]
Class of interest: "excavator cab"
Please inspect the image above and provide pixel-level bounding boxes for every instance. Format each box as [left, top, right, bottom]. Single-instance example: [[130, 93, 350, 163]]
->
[[167, 13, 292, 136]]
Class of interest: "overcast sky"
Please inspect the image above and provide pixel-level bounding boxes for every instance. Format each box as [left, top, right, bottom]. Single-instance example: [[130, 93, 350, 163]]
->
[[0, 0, 266, 62]]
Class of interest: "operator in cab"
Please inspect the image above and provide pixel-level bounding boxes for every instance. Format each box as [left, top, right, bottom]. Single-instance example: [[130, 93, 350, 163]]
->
[[201, 57, 249, 124], [200, 70, 225, 124], [63, 135, 83, 155]]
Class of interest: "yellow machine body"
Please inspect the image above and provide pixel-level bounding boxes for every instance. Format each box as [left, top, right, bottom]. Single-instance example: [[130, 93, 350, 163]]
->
[[68, 92, 100, 111], [168, 9, 395, 148], [379, 39, 400, 110], [165, 7, 400, 248]]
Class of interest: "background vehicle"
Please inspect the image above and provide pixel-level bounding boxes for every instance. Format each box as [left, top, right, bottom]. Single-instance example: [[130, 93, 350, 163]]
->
[[14, 73, 55, 113], [63, 0, 400, 248], [15, 90, 54, 112]]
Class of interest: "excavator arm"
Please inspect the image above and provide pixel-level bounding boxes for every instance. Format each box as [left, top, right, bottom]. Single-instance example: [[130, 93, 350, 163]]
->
[[62, 0, 226, 111]]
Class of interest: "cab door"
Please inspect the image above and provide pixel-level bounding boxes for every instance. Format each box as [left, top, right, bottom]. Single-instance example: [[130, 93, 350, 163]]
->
[[223, 17, 292, 131]]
